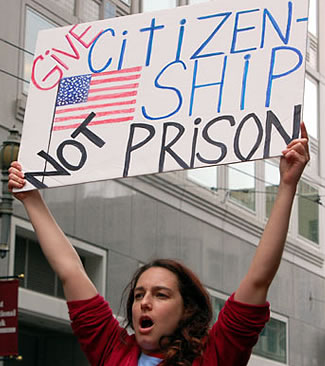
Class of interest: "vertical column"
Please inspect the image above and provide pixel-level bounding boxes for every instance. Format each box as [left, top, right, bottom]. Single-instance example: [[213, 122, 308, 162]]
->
[[178, 0, 187, 6], [131, 0, 140, 14], [318, 0, 325, 179]]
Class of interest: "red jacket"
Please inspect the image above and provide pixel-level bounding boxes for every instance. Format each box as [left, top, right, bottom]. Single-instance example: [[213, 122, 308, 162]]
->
[[68, 293, 269, 366]]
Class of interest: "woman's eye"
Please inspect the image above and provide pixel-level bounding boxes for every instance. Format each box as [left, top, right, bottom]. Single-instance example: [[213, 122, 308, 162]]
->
[[134, 293, 143, 300], [157, 293, 168, 298]]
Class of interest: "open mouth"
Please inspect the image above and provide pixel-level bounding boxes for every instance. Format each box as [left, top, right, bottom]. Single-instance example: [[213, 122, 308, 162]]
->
[[140, 316, 154, 329]]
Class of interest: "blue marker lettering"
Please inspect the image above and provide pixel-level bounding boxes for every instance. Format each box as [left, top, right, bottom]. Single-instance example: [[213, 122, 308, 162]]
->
[[265, 46, 303, 107], [240, 54, 251, 110], [260, 2, 293, 49], [118, 30, 128, 70], [176, 19, 186, 61], [191, 12, 232, 60], [231, 9, 259, 54], [189, 57, 227, 116], [88, 28, 115, 73], [141, 60, 186, 120], [140, 18, 165, 67]]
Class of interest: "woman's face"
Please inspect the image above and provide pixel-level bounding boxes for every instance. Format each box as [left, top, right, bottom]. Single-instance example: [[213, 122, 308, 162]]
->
[[132, 267, 184, 354]]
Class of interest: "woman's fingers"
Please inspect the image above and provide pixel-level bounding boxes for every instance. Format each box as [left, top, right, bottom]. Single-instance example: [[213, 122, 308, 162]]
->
[[8, 162, 25, 190]]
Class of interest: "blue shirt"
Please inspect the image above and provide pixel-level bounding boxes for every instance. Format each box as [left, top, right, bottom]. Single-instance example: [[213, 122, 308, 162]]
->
[[138, 353, 162, 366]]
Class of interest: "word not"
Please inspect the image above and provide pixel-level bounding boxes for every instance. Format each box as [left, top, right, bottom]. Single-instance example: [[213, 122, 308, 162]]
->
[[25, 112, 105, 188], [123, 104, 301, 177]]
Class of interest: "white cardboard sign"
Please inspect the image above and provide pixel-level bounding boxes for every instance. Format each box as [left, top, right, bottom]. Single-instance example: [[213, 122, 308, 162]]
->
[[19, 0, 309, 190]]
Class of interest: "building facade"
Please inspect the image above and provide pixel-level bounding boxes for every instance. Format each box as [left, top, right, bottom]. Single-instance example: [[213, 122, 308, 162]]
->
[[0, 0, 324, 365]]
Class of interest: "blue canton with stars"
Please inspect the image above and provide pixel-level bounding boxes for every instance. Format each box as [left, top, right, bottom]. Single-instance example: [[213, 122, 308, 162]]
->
[[56, 75, 92, 106]]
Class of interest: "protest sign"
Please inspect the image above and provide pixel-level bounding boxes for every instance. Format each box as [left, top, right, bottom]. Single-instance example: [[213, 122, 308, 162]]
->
[[0, 280, 19, 357], [18, 0, 309, 191]]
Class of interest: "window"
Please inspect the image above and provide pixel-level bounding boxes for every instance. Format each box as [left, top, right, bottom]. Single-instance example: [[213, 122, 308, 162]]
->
[[80, 0, 101, 21], [48, 0, 75, 15], [24, 8, 56, 94], [12, 223, 107, 298], [14, 235, 66, 298], [187, 166, 217, 191], [265, 161, 280, 218], [211, 296, 225, 321], [121, 0, 131, 5], [303, 76, 318, 140], [253, 317, 287, 363], [228, 162, 256, 211], [104, 1, 117, 18], [308, 0, 318, 37], [142, 0, 176, 12], [298, 181, 319, 244]]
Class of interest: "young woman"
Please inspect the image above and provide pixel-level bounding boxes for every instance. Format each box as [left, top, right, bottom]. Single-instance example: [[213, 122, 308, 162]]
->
[[8, 123, 309, 366]]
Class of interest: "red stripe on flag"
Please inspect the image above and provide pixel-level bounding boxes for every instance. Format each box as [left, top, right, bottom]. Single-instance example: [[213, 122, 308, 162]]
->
[[87, 91, 137, 101], [54, 108, 135, 123], [91, 66, 142, 77], [88, 83, 139, 94], [53, 116, 134, 131], [55, 99, 137, 114], [90, 74, 141, 85]]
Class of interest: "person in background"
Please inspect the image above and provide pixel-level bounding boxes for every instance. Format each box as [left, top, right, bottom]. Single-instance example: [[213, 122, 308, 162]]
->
[[8, 123, 309, 365]]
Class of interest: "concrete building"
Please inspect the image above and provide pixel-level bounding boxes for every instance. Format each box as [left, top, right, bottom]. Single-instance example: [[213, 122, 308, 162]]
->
[[0, 0, 324, 365]]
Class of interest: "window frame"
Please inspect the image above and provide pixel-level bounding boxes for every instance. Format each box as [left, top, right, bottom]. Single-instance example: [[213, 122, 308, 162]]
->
[[9, 216, 107, 323]]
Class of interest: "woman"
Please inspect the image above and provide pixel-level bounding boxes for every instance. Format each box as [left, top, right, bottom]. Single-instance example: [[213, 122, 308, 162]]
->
[[8, 123, 309, 365]]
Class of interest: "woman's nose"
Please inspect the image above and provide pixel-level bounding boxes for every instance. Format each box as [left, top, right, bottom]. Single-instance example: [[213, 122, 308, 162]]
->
[[140, 294, 152, 310]]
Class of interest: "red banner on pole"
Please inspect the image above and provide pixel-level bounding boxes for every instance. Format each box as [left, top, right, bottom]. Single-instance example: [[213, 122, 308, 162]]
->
[[0, 279, 19, 357]]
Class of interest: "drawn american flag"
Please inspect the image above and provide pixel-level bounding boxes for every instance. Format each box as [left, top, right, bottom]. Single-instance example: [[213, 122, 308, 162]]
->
[[52, 66, 142, 131]]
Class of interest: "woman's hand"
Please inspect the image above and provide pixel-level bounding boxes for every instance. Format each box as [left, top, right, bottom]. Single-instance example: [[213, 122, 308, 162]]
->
[[8, 161, 37, 202], [280, 122, 310, 188]]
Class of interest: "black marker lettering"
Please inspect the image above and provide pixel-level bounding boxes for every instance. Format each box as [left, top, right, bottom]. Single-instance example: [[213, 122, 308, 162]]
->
[[197, 115, 235, 164], [71, 112, 105, 148], [234, 113, 263, 161], [24, 150, 70, 189], [123, 123, 155, 177], [263, 104, 301, 158], [57, 140, 87, 171], [159, 122, 189, 172]]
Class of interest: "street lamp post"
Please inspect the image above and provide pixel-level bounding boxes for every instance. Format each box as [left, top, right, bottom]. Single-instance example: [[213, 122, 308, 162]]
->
[[0, 128, 20, 259]]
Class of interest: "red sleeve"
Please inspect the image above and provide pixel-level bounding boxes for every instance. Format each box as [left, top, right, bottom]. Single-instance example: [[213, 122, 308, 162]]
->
[[67, 294, 127, 366], [210, 293, 270, 366]]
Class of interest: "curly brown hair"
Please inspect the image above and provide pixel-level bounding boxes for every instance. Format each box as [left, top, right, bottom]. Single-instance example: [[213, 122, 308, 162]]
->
[[123, 259, 213, 365]]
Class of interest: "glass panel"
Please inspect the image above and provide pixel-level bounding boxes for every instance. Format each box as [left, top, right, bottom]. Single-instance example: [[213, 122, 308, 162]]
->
[[298, 181, 319, 244], [229, 162, 255, 211], [81, 0, 100, 21], [24, 8, 56, 94], [265, 161, 279, 218], [104, 1, 116, 18], [14, 236, 27, 288], [27, 239, 56, 296], [142, 0, 176, 12], [48, 0, 75, 15], [187, 167, 217, 191], [212, 296, 225, 321], [253, 318, 287, 363], [308, 0, 317, 37], [303, 76, 318, 139]]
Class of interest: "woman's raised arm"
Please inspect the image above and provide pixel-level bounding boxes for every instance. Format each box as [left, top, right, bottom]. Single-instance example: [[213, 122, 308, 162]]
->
[[8, 161, 97, 301], [235, 122, 310, 305]]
